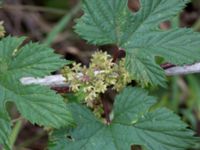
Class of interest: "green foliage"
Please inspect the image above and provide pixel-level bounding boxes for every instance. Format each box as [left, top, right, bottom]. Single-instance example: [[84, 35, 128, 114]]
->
[[0, 0, 200, 149], [49, 87, 197, 150], [0, 113, 10, 149], [0, 36, 73, 148], [75, 0, 200, 86]]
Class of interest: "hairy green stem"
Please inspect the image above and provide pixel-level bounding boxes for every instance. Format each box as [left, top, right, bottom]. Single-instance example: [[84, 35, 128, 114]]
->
[[4, 120, 23, 150]]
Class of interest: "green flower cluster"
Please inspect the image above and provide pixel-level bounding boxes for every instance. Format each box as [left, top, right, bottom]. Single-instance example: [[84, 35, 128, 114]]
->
[[62, 51, 132, 107], [0, 21, 5, 38]]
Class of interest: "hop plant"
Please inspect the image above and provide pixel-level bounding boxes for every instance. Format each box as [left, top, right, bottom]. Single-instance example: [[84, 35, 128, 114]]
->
[[62, 51, 132, 107]]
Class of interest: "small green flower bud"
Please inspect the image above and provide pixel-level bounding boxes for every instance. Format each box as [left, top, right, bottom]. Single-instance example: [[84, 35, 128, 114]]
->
[[62, 51, 132, 108]]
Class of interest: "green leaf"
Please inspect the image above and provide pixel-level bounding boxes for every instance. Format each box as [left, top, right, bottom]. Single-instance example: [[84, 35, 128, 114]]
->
[[0, 36, 73, 148], [75, 0, 129, 45], [49, 87, 198, 150], [125, 51, 166, 87], [125, 28, 200, 65], [75, 0, 200, 86], [0, 37, 69, 77], [0, 111, 11, 149]]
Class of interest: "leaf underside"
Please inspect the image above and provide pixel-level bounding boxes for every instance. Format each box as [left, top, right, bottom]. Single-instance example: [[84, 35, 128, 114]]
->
[[0, 36, 73, 148], [75, 0, 200, 86], [49, 87, 198, 150]]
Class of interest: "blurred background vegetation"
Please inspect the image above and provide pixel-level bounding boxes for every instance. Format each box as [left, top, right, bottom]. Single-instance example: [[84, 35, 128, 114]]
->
[[1, 0, 200, 149]]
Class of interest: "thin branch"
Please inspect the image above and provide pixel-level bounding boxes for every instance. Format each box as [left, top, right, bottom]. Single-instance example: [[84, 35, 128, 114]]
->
[[20, 75, 68, 87], [12, 117, 24, 123], [20, 62, 200, 87], [165, 62, 200, 76], [1, 4, 67, 15]]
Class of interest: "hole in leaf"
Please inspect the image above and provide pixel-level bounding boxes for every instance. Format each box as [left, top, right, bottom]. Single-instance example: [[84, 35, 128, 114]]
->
[[66, 135, 74, 142], [131, 145, 143, 150], [128, 0, 140, 12], [160, 21, 171, 30]]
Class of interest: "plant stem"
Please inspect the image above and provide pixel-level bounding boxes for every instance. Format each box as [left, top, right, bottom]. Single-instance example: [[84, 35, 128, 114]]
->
[[6, 120, 23, 150], [19, 61, 200, 87], [12, 117, 23, 123], [112, 46, 120, 62], [44, 3, 81, 46], [101, 95, 111, 124]]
